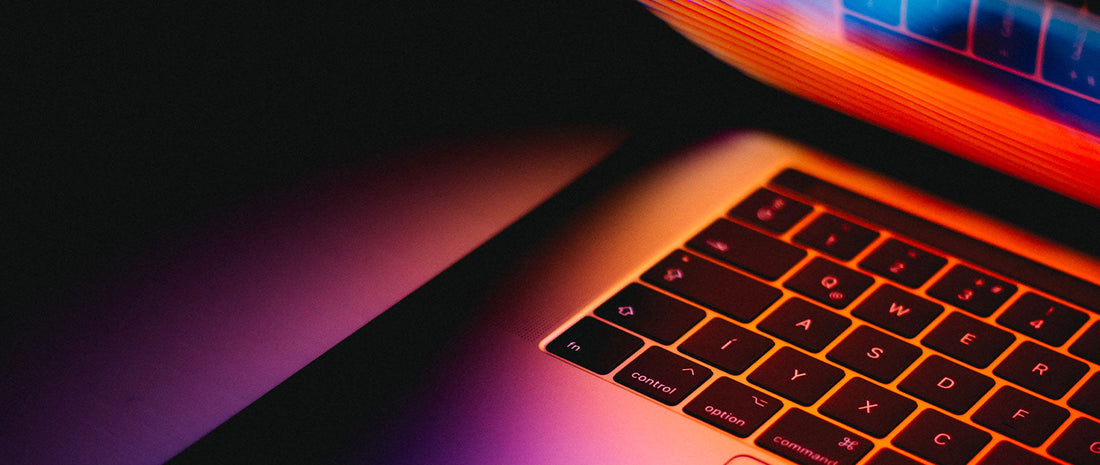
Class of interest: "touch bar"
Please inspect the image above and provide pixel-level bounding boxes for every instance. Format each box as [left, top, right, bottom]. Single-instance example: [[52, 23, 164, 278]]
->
[[771, 169, 1100, 313]]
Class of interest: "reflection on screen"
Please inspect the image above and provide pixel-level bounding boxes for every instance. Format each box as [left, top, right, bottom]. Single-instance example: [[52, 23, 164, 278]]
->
[[843, 0, 1100, 134], [640, 0, 1100, 207]]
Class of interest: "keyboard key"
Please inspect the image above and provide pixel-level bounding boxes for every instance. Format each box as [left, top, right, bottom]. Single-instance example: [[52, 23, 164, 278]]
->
[[614, 346, 711, 405], [828, 326, 922, 383], [906, 0, 971, 50], [997, 292, 1088, 346], [642, 250, 782, 322], [771, 169, 1100, 317], [865, 448, 923, 465], [1069, 372, 1100, 419], [756, 408, 873, 465], [729, 188, 812, 233], [793, 213, 880, 261], [976, 441, 1059, 465], [687, 219, 807, 280], [683, 377, 782, 437], [679, 318, 774, 375], [748, 346, 844, 406], [892, 409, 992, 465], [1069, 320, 1100, 364], [785, 257, 875, 309], [1043, 13, 1100, 99], [899, 355, 995, 414], [844, 0, 902, 25], [860, 239, 947, 288], [993, 341, 1089, 399], [853, 284, 944, 338], [547, 317, 643, 374], [1049, 417, 1100, 465], [922, 312, 1015, 368], [971, 386, 1070, 446], [820, 377, 918, 438], [593, 284, 705, 344], [758, 298, 851, 353], [973, 0, 1043, 73], [928, 265, 1016, 317]]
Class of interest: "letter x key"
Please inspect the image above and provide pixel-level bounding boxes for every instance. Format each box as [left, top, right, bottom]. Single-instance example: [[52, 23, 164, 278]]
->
[[859, 401, 879, 414]]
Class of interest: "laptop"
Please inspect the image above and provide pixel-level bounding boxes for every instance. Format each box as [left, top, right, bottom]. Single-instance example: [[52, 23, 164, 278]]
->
[[153, 0, 1100, 464]]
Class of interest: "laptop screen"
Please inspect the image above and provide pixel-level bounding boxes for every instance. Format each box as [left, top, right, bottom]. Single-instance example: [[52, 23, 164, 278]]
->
[[640, 0, 1100, 208]]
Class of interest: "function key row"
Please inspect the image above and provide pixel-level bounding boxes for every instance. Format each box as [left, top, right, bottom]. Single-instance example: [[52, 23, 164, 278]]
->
[[730, 188, 947, 285]]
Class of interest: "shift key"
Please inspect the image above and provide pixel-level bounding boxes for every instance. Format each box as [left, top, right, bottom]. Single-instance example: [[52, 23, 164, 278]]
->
[[756, 408, 873, 465]]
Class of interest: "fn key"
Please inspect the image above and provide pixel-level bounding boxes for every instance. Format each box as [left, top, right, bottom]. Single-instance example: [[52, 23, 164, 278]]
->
[[547, 317, 643, 375]]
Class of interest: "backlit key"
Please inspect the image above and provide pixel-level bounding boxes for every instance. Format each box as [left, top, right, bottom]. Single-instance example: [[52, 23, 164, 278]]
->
[[899, 355, 994, 414], [759, 297, 851, 353], [976, 441, 1059, 465], [614, 346, 711, 405], [997, 293, 1088, 346], [993, 341, 1089, 399], [785, 257, 874, 309], [971, 386, 1069, 446], [683, 377, 782, 437], [642, 251, 782, 322], [547, 317, 643, 375], [688, 219, 806, 280], [748, 347, 844, 406], [922, 312, 1015, 368], [1070, 320, 1100, 364], [927, 265, 1016, 317], [1049, 417, 1100, 465], [853, 284, 943, 338], [756, 409, 873, 465], [593, 284, 705, 344], [1069, 372, 1100, 419], [679, 317, 774, 375], [860, 239, 947, 288], [893, 409, 991, 465], [865, 449, 923, 465], [793, 213, 879, 261], [820, 377, 918, 438], [729, 188, 812, 233], [827, 325, 922, 383]]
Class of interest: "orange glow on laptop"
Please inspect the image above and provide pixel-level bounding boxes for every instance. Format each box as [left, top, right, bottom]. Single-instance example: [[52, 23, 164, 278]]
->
[[641, 0, 1100, 208]]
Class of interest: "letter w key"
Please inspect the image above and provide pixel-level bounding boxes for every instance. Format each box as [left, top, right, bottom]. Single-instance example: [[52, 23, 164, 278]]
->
[[853, 285, 943, 338]]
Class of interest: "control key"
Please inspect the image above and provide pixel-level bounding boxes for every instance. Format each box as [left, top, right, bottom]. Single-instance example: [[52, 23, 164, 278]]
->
[[615, 346, 711, 405]]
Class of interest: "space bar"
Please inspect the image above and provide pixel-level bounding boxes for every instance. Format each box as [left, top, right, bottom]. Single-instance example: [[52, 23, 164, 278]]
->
[[771, 169, 1100, 313]]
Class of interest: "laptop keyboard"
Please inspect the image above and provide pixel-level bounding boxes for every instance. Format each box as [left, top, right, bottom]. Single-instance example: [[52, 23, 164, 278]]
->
[[545, 169, 1100, 465]]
